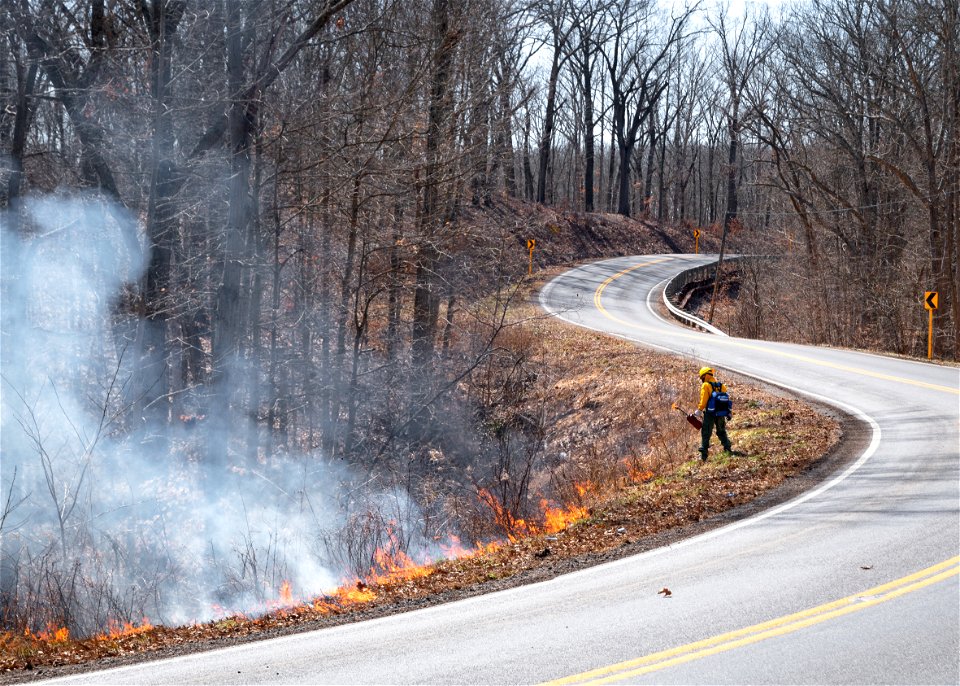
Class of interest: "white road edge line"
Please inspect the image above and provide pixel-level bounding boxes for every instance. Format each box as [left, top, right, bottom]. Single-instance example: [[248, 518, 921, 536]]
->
[[537, 261, 883, 556], [40, 261, 884, 685]]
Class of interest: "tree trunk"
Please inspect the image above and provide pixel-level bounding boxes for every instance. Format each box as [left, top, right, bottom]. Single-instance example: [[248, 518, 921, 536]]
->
[[536, 42, 562, 204], [212, 0, 255, 445], [498, 74, 517, 197], [947, 1, 960, 357], [643, 116, 656, 211], [616, 139, 633, 216], [386, 199, 404, 361], [582, 50, 595, 213], [522, 105, 535, 200], [333, 172, 362, 454], [136, 0, 186, 430], [319, 184, 334, 454], [412, 0, 456, 418], [708, 124, 738, 324], [3, 59, 37, 212], [656, 122, 668, 224], [20, 16, 122, 201], [268, 184, 283, 451]]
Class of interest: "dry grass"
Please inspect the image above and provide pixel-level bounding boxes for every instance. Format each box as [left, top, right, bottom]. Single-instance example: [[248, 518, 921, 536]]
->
[[0, 268, 841, 680]]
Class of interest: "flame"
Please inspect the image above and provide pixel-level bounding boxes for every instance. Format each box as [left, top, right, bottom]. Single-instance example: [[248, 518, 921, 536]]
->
[[477, 488, 588, 541], [622, 457, 655, 483], [311, 581, 378, 615], [95, 618, 154, 641], [438, 534, 470, 558], [48, 626, 69, 642], [368, 526, 434, 584], [276, 526, 434, 618], [24, 623, 70, 643], [22, 480, 599, 642], [14, 478, 596, 642], [542, 499, 588, 533], [337, 583, 377, 604], [437, 535, 501, 559], [19, 617, 155, 645], [574, 481, 595, 499], [275, 579, 378, 617], [629, 467, 655, 482], [476, 488, 530, 541], [231, 488, 591, 625]]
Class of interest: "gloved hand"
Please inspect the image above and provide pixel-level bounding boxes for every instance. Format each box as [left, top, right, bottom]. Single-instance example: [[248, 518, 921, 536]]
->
[[694, 409, 703, 419]]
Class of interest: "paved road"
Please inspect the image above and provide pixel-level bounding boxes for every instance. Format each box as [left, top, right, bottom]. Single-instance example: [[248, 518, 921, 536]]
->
[[44, 255, 959, 685]]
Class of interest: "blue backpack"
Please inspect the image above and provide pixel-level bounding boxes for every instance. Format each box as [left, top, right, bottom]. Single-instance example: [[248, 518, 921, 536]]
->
[[707, 381, 731, 417]]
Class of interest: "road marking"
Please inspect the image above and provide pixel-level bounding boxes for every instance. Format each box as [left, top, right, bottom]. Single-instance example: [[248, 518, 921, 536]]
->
[[591, 259, 959, 396], [593, 257, 675, 319], [543, 557, 960, 686], [539, 258, 957, 683], [541, 258, 884, 537], [714, 339, 959, 394]]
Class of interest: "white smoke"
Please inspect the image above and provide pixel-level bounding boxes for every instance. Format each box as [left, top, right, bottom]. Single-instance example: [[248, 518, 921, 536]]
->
[[1, 195, 429, 635]]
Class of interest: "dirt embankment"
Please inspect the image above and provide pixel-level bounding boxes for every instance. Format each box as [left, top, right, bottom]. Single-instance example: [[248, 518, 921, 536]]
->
[[462, 197, 724, 269]]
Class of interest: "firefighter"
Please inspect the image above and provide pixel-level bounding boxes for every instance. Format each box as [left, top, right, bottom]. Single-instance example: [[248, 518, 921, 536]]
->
[[695, 367, 733, 461]]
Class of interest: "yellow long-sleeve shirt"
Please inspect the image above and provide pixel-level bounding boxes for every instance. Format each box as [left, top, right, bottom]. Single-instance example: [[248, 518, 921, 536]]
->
[[698, 374, 727, 412]]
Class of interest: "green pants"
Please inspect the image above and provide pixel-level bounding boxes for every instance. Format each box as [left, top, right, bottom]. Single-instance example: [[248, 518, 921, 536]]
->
[[700, 413, 731, 457]]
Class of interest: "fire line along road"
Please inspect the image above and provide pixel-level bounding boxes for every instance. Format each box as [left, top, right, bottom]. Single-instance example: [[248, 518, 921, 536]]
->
[[40, 255, 959, 685]]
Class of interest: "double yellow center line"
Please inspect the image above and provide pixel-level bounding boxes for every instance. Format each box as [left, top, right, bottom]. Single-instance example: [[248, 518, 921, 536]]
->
[[592, 257, 675, 318], [543, 556, 960, 685]]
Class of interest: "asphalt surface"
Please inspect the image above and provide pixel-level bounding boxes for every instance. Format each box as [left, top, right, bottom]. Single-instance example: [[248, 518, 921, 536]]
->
[[41, 254, 960, 685]]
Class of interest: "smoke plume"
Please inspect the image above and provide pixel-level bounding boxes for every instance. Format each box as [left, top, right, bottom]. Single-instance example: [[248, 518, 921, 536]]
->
[[1, 195, 428, 635]]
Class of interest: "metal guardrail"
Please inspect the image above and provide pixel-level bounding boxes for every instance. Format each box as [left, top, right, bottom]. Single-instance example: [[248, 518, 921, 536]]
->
[[661, 258, 738, 337], [662, 255, 778, 335]]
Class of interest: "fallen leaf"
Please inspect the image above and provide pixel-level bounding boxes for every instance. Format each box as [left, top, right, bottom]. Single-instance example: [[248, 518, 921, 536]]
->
[[658, 587, 672, 597], [860, 565, 873, 570]]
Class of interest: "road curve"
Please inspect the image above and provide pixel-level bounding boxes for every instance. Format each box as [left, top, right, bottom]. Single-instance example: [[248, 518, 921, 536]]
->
[[42, 255, 959, 685]]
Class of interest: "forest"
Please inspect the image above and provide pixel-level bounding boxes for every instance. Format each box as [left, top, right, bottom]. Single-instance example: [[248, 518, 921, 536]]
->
[[0, 0, 956, 638]]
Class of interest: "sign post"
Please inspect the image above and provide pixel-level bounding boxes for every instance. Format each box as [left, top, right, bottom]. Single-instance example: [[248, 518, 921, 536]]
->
[[693, 229, 700, 255], [924, 291, 938, 359], [527, 239, 536, 275]]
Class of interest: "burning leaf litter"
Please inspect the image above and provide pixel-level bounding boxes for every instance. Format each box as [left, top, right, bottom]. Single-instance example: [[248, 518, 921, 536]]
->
[[0, 274, 840, 677]]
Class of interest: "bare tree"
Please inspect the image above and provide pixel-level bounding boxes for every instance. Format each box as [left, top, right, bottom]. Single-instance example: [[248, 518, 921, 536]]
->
[[534, 0, 576, 205], [706, 4, 774, 322], [410, 0, 462, 435], [869, 0, 959, 357], [599, 0, 693, 217], [565, 0, 611, 212]]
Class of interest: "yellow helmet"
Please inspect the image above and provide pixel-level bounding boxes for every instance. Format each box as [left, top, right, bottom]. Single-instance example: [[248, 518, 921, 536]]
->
[[698, 367, 714, 379]]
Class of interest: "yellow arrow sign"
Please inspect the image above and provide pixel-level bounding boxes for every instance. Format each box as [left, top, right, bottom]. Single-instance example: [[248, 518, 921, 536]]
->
[[924, 291, 938, 359], [527, 239, 536, 250]]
